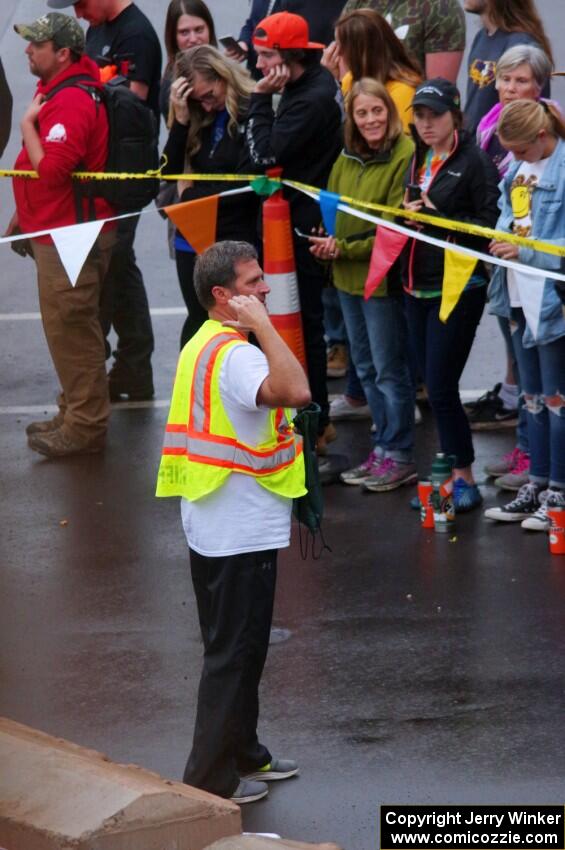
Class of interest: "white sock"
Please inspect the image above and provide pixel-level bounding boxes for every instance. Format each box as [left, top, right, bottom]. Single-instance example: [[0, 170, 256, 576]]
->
[[499, 382, 518, 411]]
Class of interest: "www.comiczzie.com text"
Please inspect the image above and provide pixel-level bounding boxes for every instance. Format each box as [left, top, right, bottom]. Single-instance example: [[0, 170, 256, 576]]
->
[[381, 806, 565, 849]]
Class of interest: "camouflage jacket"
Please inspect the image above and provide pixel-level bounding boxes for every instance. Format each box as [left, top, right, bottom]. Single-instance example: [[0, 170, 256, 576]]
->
[[342, 0, 465, 71]]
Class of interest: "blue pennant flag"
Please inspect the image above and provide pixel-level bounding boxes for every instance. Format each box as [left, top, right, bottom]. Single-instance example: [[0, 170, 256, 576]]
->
[[319, 190, 340, 236]]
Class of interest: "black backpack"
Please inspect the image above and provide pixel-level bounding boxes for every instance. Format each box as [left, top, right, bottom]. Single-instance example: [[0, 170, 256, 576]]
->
[[45, 74, 160, 216]]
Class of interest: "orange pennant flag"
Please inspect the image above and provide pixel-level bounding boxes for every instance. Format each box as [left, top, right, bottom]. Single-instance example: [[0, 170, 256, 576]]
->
[[164, 195, 219, 254]]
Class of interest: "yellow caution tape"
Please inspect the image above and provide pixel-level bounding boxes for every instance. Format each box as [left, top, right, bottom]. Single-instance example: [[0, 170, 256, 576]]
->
[[285, 179, 565, 259], [2, 166, 563, 258], [0, 168, 263, 182]]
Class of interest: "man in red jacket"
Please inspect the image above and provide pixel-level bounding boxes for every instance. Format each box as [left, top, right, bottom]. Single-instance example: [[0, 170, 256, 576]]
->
[[6, 12, 116, 457]]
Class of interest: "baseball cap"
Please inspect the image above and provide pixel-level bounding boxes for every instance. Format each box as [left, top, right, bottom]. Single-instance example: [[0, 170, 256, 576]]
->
[[14, 12, 85, 53], [253, 11, 325, 51], [411, 78, 461, 114]]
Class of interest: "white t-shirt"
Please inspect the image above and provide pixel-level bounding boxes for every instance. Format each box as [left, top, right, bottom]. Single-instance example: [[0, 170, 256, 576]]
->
[[506, 158, 549, 307], [181, 342, 293, 557]]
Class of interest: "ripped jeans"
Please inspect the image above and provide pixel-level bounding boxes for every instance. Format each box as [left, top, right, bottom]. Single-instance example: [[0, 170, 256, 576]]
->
[[510, 308, 565, 489]]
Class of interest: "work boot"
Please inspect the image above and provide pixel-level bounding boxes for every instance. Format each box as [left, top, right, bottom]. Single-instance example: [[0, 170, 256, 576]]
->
[[25, 411, 65, 436], [326, 344, 347, 378], [28, 428, 105, 458], [316, 423, 337, 456]]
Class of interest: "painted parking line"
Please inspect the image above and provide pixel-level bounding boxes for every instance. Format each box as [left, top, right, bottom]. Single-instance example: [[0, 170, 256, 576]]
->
[[0, 400, 171, 415], [0, 391, 487, 415], [0, 307, 187, 321]]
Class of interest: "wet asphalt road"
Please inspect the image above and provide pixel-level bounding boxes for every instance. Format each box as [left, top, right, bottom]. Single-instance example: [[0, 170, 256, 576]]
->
[[2, 2, 565, 848]]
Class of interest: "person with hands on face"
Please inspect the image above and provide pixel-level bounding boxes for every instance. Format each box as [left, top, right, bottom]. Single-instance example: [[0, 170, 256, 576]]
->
[[161, 0, 217, 125], [161, 45, 259, 348], [324, 9, 422, 132], [402, 78, 500, 512], [310, 79, 416, 493], [245, 11, 344, 454], [484, 100, 565, 532], [156, 240, 309, 806]]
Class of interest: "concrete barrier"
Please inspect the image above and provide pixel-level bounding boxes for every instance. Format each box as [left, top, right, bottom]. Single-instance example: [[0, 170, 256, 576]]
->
[[0, 717, 241, 850]]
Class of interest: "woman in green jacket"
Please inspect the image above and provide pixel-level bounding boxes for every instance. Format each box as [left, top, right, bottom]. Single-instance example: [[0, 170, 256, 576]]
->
[[309, 78, 416, 492]]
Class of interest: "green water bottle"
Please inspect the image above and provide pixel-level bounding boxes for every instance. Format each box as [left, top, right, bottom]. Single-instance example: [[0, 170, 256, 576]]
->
[[430, 453, 455, 534]]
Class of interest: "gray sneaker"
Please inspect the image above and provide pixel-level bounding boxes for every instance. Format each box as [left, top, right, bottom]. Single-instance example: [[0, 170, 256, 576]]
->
[[484, 448, 528, 478], [244, 758, 299, 782], [494, 469, 530, 492], [230, 778, 268, 804], [363, 459, 418, 493], [329, 395, 371, 421], [340, 450, 383, 486]]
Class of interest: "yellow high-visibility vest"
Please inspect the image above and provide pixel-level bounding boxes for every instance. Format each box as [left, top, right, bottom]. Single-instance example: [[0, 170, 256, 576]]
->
[[156, 319, 306, 502]]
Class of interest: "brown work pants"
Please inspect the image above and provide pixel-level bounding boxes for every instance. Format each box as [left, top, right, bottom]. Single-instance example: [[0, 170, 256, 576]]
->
[[32, 230, 115, 442]]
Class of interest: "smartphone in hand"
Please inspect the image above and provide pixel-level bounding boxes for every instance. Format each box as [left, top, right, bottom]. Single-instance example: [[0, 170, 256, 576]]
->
[[407, 183, 422, 202], [219, 35, 246, 58]]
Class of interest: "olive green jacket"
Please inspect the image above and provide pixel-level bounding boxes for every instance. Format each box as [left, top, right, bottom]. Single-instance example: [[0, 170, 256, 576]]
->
[[329, 132, 414, 297]]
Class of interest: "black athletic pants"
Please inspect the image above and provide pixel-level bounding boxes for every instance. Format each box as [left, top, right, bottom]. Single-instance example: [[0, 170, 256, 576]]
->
[[183, 547, 277, 797]]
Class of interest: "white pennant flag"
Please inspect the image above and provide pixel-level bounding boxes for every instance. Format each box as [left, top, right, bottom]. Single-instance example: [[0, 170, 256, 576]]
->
[[51, 220, 105, 287], [516, 272, 546, 341]]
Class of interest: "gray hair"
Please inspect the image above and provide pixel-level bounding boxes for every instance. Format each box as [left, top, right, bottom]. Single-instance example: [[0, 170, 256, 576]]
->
[[495, 44, 553, 91], [194, 240, 259, 310]]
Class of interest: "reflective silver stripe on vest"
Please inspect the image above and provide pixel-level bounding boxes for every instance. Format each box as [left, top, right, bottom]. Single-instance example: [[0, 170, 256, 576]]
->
[[188, 435, 298, 471], [162, 431, 300, 471], [163, 431, 188, 450], [191, 333, 240, 432]]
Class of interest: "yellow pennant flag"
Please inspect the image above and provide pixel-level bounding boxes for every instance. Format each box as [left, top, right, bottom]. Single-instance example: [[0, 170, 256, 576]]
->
[[439, 249, 479, 322]]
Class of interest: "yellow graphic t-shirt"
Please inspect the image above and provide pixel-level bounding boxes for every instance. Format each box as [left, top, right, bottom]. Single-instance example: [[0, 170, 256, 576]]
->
[[507, 158, 548, 307]]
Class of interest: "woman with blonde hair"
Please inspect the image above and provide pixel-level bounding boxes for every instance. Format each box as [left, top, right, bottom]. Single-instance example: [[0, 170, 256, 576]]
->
[[161, 45, 259, 346], [309, 79, 417, 492], [484, 99, 565, 531], [473, 43, 556, 489]]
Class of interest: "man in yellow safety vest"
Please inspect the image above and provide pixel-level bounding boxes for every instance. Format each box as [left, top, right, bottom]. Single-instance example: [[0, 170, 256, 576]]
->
[[156, 240, 311, 805]]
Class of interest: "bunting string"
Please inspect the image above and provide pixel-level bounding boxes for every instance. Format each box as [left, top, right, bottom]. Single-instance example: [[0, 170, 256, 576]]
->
[[2, 174, 564, 308], [1, 166, 564, 257]]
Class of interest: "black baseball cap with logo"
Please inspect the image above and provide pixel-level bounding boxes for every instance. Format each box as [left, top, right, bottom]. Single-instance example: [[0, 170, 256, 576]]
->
[[411, 78, 461, 114]]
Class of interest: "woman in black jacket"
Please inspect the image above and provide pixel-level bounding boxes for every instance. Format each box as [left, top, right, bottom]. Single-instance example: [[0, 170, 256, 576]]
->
[[402, 78, 500, 512], [162, 45, 259, 346]]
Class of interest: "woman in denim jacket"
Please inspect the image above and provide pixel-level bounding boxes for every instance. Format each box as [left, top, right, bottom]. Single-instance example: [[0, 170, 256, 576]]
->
[[485, 99, 565, 532]]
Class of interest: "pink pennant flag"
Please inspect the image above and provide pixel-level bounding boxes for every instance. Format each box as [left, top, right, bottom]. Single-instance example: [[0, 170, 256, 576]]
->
[[365, 226, 409, 299]]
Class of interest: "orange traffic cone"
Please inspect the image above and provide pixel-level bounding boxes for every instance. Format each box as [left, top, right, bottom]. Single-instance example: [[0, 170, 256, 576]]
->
[[262, 168, 307, 369]]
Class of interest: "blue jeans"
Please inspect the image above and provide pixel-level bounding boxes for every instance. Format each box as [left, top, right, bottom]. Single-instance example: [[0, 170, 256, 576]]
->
[[404, 286, 486, 469], [510, 309, 565, 489], [497, 315, 529, 453], [337, 290, 414, 461], [323, 285, 366, 402]]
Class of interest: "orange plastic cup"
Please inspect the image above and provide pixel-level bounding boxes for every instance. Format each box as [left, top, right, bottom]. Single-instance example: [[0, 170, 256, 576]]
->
[[548, 506, 565, 555], [418, 480, 434, 529]]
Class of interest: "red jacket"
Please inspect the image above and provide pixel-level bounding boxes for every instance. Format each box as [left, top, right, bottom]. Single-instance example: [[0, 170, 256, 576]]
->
[[13, 56, 116, 243]]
